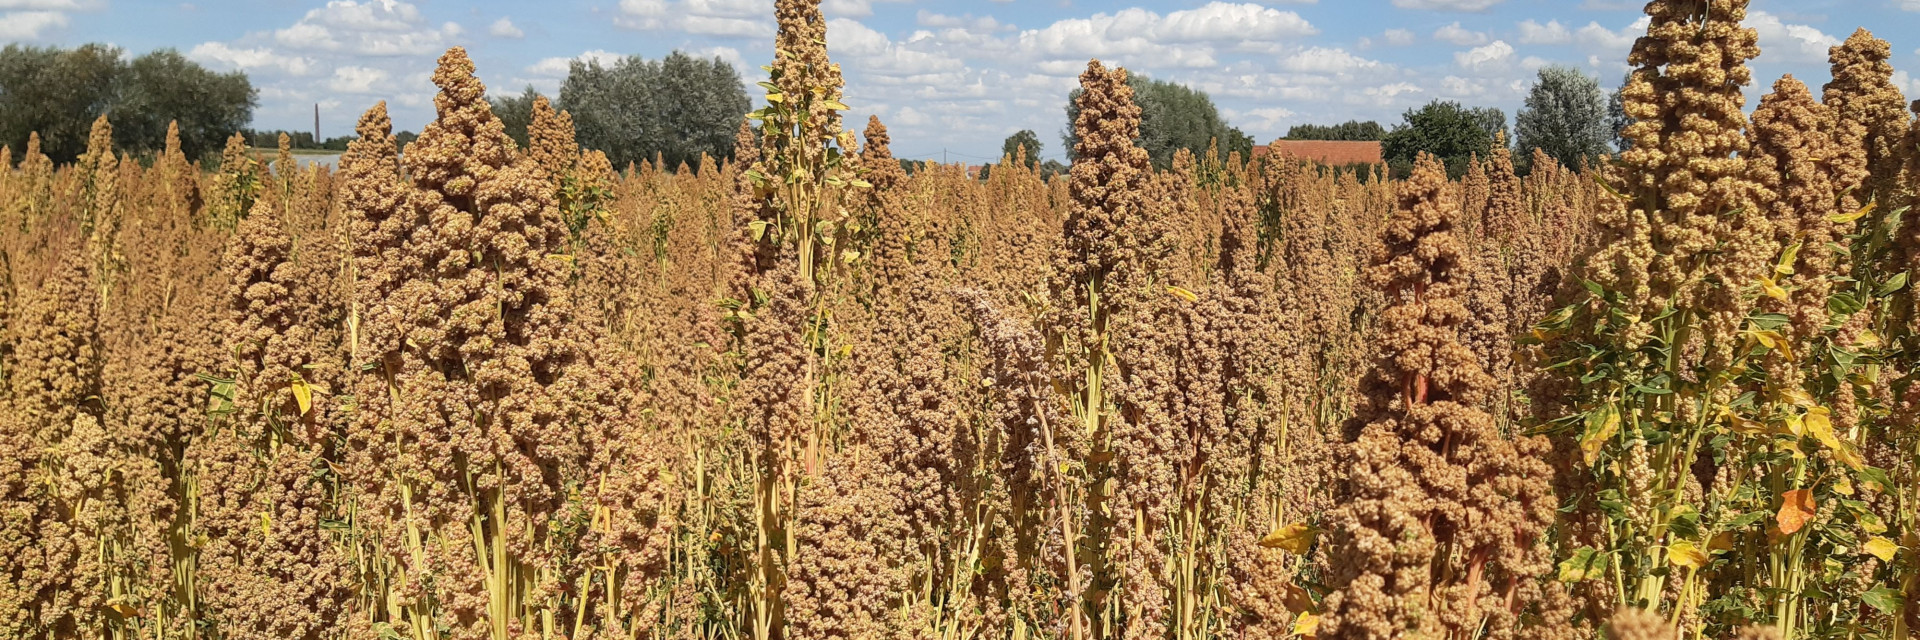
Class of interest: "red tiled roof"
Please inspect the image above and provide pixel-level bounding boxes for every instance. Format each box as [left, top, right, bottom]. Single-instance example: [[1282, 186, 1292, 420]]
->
[[1258, 140, 1383, 166]]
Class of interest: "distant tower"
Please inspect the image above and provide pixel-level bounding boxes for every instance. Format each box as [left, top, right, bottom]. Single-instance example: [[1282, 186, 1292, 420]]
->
[[314, 103, 321, 143]]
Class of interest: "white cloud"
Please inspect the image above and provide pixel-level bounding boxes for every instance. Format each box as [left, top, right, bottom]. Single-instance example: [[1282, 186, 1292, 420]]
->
[[1393, 0, 1505, 11], [0, 0, 97, 8], [822, 0, 909, 18], [1747, 11, 1840, 63], [327, 65, 390, 94], [272, 0, 463, 56], [1015, 2, 1316, 70], [616, 0, 772, 38], [1281, 47, 1383, 74], [1575, 19, 1640, 54], [1365, 82, 1422, 99], [1455, 40, 1515, 72], [830, 18, 967, 77], [1383, 28, 1415, 46], [0, 10, 66, 39], [488, 17, 523, 38], [1434, 22, 1487, 46], [1229, 106, 1297, 131], [916, 10, 1012, 33], [1518, 19, 1571, 45], [525, 49, 625, 77], [188, 41, 316, 75]]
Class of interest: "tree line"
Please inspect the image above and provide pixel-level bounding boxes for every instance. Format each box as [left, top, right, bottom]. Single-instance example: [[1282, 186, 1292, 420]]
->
[[0, 43, 255, 163], [0, 42, 1622, 183]]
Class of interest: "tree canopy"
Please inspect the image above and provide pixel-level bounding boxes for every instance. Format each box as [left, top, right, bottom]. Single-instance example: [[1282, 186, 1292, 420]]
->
[[1381, 100, 1507, 178], [1001, 130, 1042, 168], [491, 86, 543, 150], [1284, 120, 1385, 141], [559, 50, 750, 170], [1063, 72, 1253, 169], [0, 43, 254, 162], [1514, 65, 1610, 172]]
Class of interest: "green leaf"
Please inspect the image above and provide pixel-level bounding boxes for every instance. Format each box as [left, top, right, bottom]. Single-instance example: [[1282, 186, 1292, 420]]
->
[[1857, 467, 1895, 493], [1877, 271, 1909, 297], [1725, 510, 1768, 529], [1863, 587, 1905, 615], [1581, 278, 1606, 298], [1558, 547, 1607, 582], [1748, 312, 1792, 331]]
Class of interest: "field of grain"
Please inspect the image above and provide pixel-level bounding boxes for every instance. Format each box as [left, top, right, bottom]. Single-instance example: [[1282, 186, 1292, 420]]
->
[[2, 0, 1918, 639]]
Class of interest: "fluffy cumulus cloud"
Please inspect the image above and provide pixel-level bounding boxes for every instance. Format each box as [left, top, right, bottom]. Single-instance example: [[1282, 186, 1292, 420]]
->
[[0, 0, 98, 41], [616, 0, 772, 38], [489, 17, 523, 39], [1455, 40, 1514, 73], [1433, 21, 1487, 46], [1746, 11, 1840, 63], [1517, 19, 1571, 45], [0, 10, 67, 39], [188, 42, 317, 75]]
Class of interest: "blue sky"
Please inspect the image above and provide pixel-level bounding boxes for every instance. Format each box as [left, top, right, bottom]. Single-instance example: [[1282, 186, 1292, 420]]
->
[[8, 0, 1920, 162]]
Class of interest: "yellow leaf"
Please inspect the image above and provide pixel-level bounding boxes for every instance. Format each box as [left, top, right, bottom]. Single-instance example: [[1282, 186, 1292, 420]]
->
[[1864, 536, 1900, 562], [1720, 405, 1767, 435], [1778, 386, 1815, 408], [765, 92, 784, 103], [1803, 407, 1864, 470], [1260, 522, 1318, 554], [1759, 276, 1789, 301], [1751, 330, 1795, 361], [1580, 406, 1620, 467], [1830, 201, 1874, 224], [1166, 285, 1200, 303], [291, 375, 312, 416], [1707, 531, 1736, 552], [1292, 611, 1320, 638], [823, 99, 850, 111], [107, 603, 142, 619], [1777, 489, 1816, 536], [1775, 242, 1801, 276], [1857, 330, 1883, 349], [1669, 540, 1708, 569]]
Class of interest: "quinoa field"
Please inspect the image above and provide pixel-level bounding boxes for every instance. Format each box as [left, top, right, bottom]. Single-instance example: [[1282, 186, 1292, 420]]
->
[[4, 0, 1920, 639]]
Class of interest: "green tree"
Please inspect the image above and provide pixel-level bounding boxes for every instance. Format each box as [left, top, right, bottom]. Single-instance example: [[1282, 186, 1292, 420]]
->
[[1001, 129, 1042, 168], [560, 50, 750, 170], [0, 44, 254, 163], [1284, 120, 1385, 141], [490, 85, 544, 149], [1062, 72, 1253, 168], [0, 44, 124, 163], [1514, 65, 1610, 173], [116, 49, 256, 161], [1381, 100, 1506, 178]]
